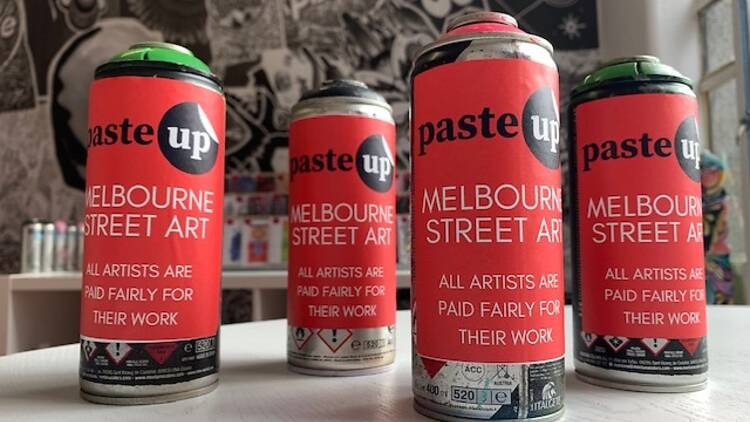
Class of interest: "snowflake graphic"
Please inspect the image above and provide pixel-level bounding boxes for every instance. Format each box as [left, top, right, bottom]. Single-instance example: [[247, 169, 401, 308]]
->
[[558, 13, 586, 39]]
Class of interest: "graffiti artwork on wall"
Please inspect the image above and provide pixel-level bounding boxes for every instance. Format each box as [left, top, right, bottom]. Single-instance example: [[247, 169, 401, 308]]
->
[[0, 0, 599, 296]]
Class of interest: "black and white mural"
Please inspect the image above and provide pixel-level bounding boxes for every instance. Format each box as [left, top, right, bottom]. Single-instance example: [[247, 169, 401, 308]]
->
[[0, 0, 599, 314]]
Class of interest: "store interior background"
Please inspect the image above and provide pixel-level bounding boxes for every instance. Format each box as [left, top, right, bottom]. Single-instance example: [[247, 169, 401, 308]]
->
[[0, 0, 746, 352]]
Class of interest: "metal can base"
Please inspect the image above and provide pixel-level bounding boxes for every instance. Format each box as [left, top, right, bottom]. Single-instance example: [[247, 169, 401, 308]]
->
[[287, 362, 394, 377], [575, 370, 707, 393], [414, 398, 564, 422], [80, 380, 218, 405]]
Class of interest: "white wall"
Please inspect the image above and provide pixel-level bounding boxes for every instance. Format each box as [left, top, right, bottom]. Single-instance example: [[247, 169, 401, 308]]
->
[[598, 0, 701, 83]]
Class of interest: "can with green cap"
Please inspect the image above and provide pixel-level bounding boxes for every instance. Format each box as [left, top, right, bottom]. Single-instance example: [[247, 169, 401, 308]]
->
[[569, 56, 707, 392], [80, 42, 225, 404]]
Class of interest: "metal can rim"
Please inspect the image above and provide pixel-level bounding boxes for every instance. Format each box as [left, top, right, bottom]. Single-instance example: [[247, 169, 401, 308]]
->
[[410, 31, 555, 80], [413, 31, 554, 65], [94, 60, 224, 93], [445, 11, 519, 32], [569, 78, 696, 104], [291, 96, 394, 123]]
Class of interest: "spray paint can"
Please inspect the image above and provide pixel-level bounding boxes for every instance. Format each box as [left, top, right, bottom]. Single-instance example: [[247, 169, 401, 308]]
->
[[77, 222, 84, 271], [53, 220, 68, 271], [411, 12, 564, 421], [65, 222, 79, 271], [287, 79, 397, 376], [41, 222, 55, 273], [81, 42, 225, 404], [21, 219, 44, 273], [569, 56, 707, 392]]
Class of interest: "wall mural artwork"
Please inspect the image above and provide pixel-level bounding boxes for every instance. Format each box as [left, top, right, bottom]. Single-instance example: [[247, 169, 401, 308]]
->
[[0, 0, 599, 318]]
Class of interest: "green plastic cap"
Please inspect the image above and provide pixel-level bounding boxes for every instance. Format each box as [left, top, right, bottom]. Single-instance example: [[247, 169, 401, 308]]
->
[[572, 55, 692, 96], [106, 42, 211, 75]]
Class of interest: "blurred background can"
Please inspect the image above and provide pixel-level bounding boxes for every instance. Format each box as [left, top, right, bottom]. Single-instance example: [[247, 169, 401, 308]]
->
[[21, 219, 44, 273]]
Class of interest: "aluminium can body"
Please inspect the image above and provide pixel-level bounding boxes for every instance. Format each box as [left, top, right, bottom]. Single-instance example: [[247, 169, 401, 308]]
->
[[80, 42, 225, 405], [21, 220, 44, 273], [569, 56, 708, 392], [287, 80, 397, 376], [53, 220, 68, 271], [410, 12, 564, 421], [65, 223, 80, 271], [77, 222, 84, 270], [41, 222, 55, 272]]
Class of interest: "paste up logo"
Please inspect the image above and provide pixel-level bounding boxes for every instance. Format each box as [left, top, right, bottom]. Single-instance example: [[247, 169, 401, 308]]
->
[[674, 116, 701, 182], [523, 87, 560, 169], [356, 134, 394, 192], [158, 102, 221, 174], [88, 101, 222, 175], [289, 133, 394, 193], [414, 85, 560, 170]]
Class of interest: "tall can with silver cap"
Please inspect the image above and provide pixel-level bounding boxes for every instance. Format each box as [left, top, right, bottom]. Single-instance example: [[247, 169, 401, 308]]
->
[[41, 221, 55, 273], [21, 219, 44, 273], [81, 42, 225, 404], [410, 12, 564, 421], [53, 220, 68, 271], [65, 222, 80, 271], [287, 79, 397, 376], [569, 56, 707, 392]]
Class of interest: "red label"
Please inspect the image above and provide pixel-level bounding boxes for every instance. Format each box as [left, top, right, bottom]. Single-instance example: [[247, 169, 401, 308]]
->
[[576, 93, 706, 339], [82, 76, 225, 341], [288, 115, 397, 329], [412, 59, 564, 363]]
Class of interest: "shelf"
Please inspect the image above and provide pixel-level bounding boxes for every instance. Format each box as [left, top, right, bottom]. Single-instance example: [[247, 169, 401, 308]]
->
[[6, 269, 412, 292], [0, 269, 412, 355]]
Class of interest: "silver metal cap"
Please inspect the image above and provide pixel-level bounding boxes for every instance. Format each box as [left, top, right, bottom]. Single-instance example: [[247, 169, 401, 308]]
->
[[446, 11, 518, 32]]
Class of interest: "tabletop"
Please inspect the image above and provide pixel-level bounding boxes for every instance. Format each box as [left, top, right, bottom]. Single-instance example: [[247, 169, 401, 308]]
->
[[0, 307, 748, 422]]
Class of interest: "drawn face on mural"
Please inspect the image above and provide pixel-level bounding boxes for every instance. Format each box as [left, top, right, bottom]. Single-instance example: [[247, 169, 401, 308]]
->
[[51, 18, 161, 188]]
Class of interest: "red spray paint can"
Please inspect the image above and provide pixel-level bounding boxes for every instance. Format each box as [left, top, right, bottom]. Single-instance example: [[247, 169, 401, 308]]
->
[[570, 56, 707, 392], [411, 12, 564, 421], [287, 79, 397, 376], [81, 42, 225, 404]]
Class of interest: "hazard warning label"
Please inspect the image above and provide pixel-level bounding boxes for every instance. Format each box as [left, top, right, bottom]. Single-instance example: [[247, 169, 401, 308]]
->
[[641, 338, 669, 356], [80, 335, 218, 386], [580, 332, 597, 348], [144, 342, 179, 364], [105, 342, 132, 365], [291, 327, 314, 350], [603, 335, 628, 353], [82, 340, 98, 361], [317, 329, 353, 353]]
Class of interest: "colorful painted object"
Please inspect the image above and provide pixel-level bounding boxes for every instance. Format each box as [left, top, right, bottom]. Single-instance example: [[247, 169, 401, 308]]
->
[[701, 150, 744, 304]]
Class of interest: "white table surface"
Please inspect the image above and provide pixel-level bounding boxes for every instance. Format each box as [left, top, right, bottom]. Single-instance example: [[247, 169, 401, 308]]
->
[[0, 307, 748, 422]]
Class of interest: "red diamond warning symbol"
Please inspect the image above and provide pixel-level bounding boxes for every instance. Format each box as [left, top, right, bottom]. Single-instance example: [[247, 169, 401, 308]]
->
[[105, 342, 132, 365], [82, 340, 97, 361], [603, 335, 629, 352], [641, 338, 669, 356], [421, 357, 448, 379], [316, 329, 352, 353], [145, 343, 179, 364], [291, 327, 314, 350], [581, 331, 597, 348], [679, 338, 702, 355]]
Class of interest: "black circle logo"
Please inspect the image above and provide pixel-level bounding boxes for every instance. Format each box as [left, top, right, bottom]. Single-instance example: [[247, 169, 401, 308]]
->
[[674, 116, 701, 182], [522, 87, 560, 169], [158, 102, 220, 174], [356, 134, 394, 192]]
